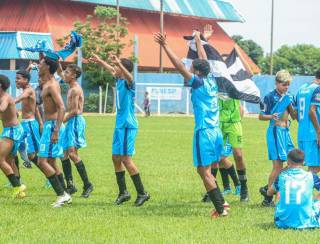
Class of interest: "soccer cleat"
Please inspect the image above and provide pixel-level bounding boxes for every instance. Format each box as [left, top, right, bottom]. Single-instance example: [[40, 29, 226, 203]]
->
[[81, 184, 93, 198], [114, 191, 131, 205], [23, 161, 32, 169], [261, 199, 275, 207], [240, 186, 249, 202], [223, 201, 231, 211], [259, 185, 269, 198], [12, 184, 27, 199], [66, 181, 77, 195], [211, 209, 228, 218], [134, 192, 150, 207], [234, 185, 241, 196], [52, 192, 72, 208], [201, 193, 211, 203], [222, 188, 233, 196]]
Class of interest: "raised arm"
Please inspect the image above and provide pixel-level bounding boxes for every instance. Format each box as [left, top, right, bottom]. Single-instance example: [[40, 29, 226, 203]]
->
[[194, 31, 207, 60], [111, 55, 133, 83], [153, 32, 192, 81], [49, 84, 65, 143], [90, 53, 116, 76], [57, 61, 65, 81]]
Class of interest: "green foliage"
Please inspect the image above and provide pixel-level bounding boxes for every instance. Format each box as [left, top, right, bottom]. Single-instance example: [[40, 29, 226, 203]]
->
[[84, 92, 114, 113], [57, 6, 134, 88], [261, 44, 320, 75], [232, 35, 264, 65]]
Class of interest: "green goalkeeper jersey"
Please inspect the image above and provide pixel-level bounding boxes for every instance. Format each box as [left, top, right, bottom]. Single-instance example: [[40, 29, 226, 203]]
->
[[219, 99, 241, 123]]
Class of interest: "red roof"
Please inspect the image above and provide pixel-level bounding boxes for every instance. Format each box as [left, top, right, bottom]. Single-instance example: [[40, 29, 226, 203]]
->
[[0, 0, 261, 73]]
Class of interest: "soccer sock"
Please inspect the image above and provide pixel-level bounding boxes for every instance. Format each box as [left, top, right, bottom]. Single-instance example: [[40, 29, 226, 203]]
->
[[61, 158, 73, 183], [14, 156, 19, 168], [57, 173, 67, 190], [115, 171, 127, 194], [226, 165, 240, 187], [219, 168, 231, 190], [7, 174, 21, 187], [131, 174, 145, 195], [47, 174, 64, 196], [237, 169, 248, 190], [211, 168, 218, 178], [75, 160, 91, 188], [207, 188, 225, 214]]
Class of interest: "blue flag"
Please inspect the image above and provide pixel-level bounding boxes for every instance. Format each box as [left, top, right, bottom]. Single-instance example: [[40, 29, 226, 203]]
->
[[17, 31, 82, 61]]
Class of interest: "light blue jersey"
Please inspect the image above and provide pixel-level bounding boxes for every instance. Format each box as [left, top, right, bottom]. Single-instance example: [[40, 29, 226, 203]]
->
[[273, 168, 320, 229], [296, 83, 319, 142], [187, 74, 219, 131], [115, 79, 138, 129], [186, 74, 223, 167]]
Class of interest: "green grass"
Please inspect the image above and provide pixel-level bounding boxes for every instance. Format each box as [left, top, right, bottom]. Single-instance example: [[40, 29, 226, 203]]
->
[[0, 116, 319, 243]]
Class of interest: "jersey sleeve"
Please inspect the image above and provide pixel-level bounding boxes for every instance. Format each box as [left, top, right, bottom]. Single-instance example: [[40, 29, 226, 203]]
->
[[313, 173, 320, 191], [260, 95, 270, 115], [272, 176, 280, 192], [184, 74, 204, 89], [311, 86, 320, 106]]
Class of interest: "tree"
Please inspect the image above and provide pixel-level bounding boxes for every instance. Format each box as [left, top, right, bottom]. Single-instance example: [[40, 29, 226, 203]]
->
[[57, 6, 133, 88], [260, 44, 320, 75], [231, 35, 264, 66]]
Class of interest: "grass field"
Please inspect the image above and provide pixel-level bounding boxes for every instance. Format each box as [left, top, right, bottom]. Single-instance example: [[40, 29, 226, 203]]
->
[[0, 116, 318, 243]]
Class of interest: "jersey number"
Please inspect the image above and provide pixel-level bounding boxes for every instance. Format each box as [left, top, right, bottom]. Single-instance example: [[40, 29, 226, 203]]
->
[[299, 97, 306, 120], [285, 181, 306, 205]]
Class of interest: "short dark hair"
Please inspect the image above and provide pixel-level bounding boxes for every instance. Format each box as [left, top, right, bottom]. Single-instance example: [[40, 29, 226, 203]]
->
[[0, 75, 10, 91], [67, 64, 82, 79], [44, 56, 58, 74], [120, 58, 133, 73], [16, 70, 31, 82], [315, 70, 320, 79], [288, 149, 305, 164], [192, 59, 210, 77]]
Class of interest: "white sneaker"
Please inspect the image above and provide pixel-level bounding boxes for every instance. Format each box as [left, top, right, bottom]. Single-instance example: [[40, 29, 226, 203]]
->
[[52, 192, 71, 208]]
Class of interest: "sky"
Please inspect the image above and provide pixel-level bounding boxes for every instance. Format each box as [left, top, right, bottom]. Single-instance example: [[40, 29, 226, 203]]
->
[[219, 0, 320, 54]]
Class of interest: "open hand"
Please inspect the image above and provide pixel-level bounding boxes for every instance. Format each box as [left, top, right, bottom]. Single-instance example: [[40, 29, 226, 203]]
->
[[203, 24, 213, 40], [153, 32, 167, 46], [271, 113, 279, 121]]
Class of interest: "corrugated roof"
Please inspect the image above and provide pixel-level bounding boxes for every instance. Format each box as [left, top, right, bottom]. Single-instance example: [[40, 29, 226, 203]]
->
[[71, 0, 244, 22], [0, 32, 54, 59]]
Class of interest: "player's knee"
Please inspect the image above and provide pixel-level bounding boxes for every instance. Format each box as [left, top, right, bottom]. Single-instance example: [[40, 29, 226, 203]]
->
[[112, 155, 121, 164], [69, 152, 79, 162], [28, 153, 35, 161]]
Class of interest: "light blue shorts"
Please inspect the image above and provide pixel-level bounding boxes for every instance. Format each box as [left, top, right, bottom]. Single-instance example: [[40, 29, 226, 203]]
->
[[193, 127, 223, 167], [298, 140, 320, 167], [21, 119, 41, 155], [267, 126, 294, 161], [63, 115, 87, 151], [112, 128, 138, 156], [38, 120, 65, 158], [1, 124, 24, 156]]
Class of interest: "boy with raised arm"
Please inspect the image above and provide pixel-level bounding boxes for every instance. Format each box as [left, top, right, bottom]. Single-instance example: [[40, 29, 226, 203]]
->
[[58, 63, 93, 197], [37, 57, 71, 207], [154, 32, 228, 217], [0, 75, 26, 198], [90, 54, 150, 206]]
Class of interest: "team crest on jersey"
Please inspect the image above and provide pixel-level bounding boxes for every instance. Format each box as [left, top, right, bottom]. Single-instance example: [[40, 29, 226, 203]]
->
[[314, 94, 320, 102]]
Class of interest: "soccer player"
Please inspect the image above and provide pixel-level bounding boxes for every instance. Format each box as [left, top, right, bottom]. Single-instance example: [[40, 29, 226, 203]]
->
[[0, 74, 26, 198], [296, 70, 320, 173], [259, 70, 296, 207], [37, 56, 71, 207], [219, 99, 248, 201], [90, 53, 150, 207], [154, 32, 228, 217], [265, 149, 320, 229], [58, 63, 94, 197], [14, 70, 41, 167]]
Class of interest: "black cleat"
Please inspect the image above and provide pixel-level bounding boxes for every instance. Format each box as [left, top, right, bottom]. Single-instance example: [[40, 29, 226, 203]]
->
[[134, 192, 150, 207], [259, 185, 269, 198], [261, 199, 275, 207], [81, 184, 93, 198], [240, 186, 249, 202], [114, 191, 131, 205], [202, 193, 211, 203], [67, 182, 78, 195]]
